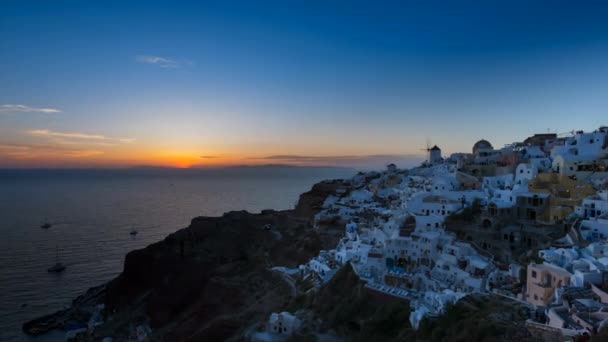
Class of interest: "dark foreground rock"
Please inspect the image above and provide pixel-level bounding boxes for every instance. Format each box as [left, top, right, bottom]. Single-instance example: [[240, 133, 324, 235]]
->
[[413, 294, 540, 342], [23, 285, 106, 336], [286, 264, 540, 342], [306, 263, 412, 341]]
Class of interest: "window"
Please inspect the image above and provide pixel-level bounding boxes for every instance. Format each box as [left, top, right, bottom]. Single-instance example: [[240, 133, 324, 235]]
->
[[532, 270, 537, 278]]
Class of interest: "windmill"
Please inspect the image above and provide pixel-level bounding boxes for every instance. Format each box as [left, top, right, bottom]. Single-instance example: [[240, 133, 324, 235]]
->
[[420, 138, 432, 163]]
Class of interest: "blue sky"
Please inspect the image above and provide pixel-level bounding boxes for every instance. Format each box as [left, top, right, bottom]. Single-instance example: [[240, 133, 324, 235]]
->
[[1, 1, 608, 168]]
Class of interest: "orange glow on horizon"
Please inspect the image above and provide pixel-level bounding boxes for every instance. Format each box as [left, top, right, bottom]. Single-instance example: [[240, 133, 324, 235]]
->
[[0, 138, 425, 169]]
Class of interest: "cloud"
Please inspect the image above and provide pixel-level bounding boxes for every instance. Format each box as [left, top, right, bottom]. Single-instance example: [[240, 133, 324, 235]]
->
[[51, 138, 119, 147], [0, 144, 33, 158], [200, 155, 218, 159], [0, 144, 30, 151], [64, 150, 104, 158], [135, 55, 191, 68], [258, 154, 423, 162], [254, 154, 425, 169], [0, 143, 102, 159], [0, 104, 61, 113], [27, 129, 106, 140], [26, 129, 135, 144]]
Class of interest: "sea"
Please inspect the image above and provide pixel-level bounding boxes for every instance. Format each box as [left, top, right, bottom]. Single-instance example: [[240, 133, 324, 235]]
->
[[0, 166, 355, 341]]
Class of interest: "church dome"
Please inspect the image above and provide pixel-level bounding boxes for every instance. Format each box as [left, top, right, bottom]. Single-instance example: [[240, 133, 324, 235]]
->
[[473, 139, 493, 154]]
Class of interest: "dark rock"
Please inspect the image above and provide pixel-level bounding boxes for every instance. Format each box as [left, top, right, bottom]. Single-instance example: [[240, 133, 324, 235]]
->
[[23, 285, 105, 336], [294, 179, 350, 223]]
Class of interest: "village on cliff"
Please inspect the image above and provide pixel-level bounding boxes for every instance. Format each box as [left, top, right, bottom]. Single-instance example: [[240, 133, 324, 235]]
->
[[260, 126, 608, 340]]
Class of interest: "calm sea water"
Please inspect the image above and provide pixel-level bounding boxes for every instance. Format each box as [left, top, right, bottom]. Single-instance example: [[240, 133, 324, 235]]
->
[[0, 167, 354, 341]]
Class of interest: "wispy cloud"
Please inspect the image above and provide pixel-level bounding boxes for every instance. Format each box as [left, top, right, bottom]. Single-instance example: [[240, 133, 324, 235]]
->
[[253, 154, 425, 169], [27, 129, 106, 140], [0, 143, 103, 159], [51, 138, 120, 147], [135, 55, 191, 68], [0, 104, 61, 113], [26, 129, 135, 144], [258, 154, 423, 162], [200, 155, 218, 159], [64, 150, 104, 158], [0, 144, 30, 151]]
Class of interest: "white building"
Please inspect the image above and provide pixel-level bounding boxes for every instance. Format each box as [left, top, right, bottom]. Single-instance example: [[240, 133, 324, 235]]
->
[[408, 194, 462, 220], [551, 129, 608, 160], [268, 312, 301, 335], [515, 163, 538, 184], [308, 253, 338, 283], [551, 128, 608, 177], [579, 218, 608, 242], [576, 191, 608, 220]]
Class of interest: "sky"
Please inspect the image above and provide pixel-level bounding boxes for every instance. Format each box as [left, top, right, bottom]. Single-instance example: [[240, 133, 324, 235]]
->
[[1, 0, 608, 169]]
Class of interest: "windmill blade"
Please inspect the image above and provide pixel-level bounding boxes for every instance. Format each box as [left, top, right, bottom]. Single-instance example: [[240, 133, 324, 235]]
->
[[424, 137, 431, 163]]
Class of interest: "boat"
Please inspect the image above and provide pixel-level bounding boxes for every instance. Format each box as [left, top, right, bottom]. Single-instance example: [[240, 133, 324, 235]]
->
[[48, 246, 66, 273], [129, 229, 138, 236], [41, 222, 51, 229]]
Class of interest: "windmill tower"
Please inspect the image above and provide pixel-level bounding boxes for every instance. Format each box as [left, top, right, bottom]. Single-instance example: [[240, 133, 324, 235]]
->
[[429, 145, 442, 164], [420, 139, 442, 164]]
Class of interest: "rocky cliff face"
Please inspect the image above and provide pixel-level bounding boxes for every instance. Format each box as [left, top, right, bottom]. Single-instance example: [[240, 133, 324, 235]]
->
[[293, 179, 350, 223], [26, 179, 350, 340]]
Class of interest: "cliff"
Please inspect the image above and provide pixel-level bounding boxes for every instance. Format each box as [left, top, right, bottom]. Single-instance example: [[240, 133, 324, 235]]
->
[[293, 179, 350, 221]]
